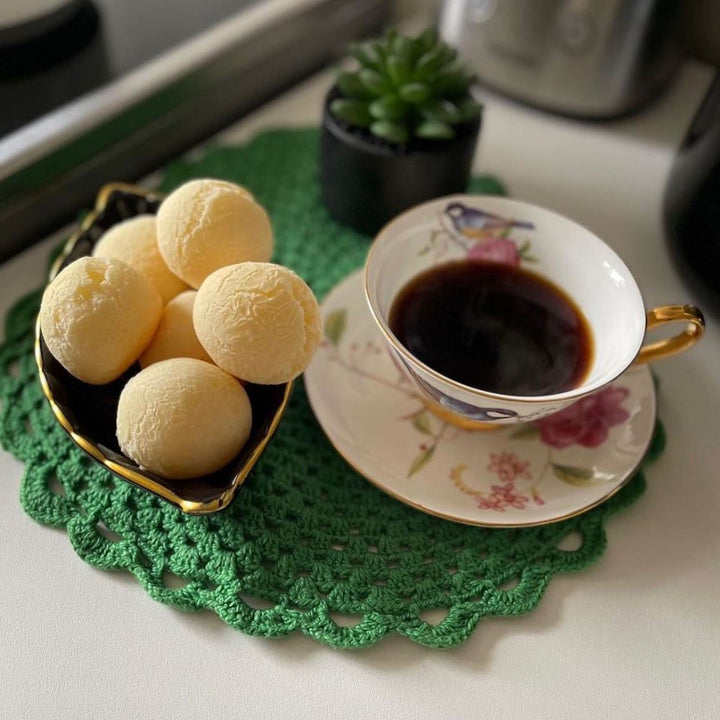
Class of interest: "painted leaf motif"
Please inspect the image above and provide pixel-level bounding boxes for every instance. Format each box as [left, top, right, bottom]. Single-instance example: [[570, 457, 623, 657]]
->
[[408, 446, 435, 478], [411, 412, 432, 435], [510, 425, 540, 440], [552, 464, 596, 486], [324, 309, 347, 346], [418, 230, 442, 256]]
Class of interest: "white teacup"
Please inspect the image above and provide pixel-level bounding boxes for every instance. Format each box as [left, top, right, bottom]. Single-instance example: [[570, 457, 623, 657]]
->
[[364, 195, 704, 428]]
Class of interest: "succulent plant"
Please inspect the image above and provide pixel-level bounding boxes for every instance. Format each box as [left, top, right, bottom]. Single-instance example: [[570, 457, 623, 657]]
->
[[330, 28, 482, 145]]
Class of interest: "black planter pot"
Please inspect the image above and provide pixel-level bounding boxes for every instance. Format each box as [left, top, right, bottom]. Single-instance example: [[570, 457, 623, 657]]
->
[[320, 88, 481, 236]]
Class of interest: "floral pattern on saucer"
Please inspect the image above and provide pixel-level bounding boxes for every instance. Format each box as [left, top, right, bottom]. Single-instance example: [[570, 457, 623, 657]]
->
[[322, 315, 631, 511], [305, 271, 657, 527]]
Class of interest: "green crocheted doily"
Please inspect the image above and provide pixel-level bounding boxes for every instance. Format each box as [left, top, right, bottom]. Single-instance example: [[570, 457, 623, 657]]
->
[[0, 129, 665, 648]]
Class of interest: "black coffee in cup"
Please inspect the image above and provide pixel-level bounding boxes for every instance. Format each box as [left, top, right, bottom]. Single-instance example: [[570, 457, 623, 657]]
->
[[388, 260, 593, 397]]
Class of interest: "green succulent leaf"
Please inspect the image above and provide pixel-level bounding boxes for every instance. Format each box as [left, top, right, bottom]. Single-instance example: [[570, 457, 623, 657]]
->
[[461, 72, 477, 93], [457, 97, 483, 122], [432, 68, 472, 98], [386, 57, 411, 86], [418, 27, 438, 52], [336, 71, 372, 100], [365, 41, 385, 67], [385, 28, 398, 46], [392, 35, 414, 65], [443, 45, 459, 65], [471, 175, 507, 195], [421, 99, 463, 124], [330, 99, 372, 128], [399, 82, 430, 104], [370, 120, 409, 144], [369, 95, 407, 121], [415, 120, 455, 140], [415, 47, 447, 78], [358, 68, 391, 96], [370, 40, 386, 61], [409, 36, 428, 65], [349, 42, 383, 70], [347, 42, 366, 66], [339, 28, 476, 144]]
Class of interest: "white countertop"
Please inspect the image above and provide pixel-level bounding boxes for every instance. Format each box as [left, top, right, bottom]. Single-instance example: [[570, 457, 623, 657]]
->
[[1, 63, 719, 720]]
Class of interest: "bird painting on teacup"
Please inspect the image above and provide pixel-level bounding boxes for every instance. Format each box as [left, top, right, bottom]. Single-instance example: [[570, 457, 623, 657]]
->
[[444, 202, 534, 239], [421, 202, 537, 265]]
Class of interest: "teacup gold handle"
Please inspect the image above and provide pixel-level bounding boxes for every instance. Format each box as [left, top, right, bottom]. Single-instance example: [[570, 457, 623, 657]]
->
[[634, 305, 705, 365]]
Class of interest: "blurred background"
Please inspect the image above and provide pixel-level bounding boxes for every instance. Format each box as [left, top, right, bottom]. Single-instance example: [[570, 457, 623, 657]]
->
[[1, 0, 718, 308]]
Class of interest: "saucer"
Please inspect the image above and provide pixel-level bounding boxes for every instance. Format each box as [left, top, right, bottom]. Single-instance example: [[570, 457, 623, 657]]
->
[[304, 270, 657, 527]]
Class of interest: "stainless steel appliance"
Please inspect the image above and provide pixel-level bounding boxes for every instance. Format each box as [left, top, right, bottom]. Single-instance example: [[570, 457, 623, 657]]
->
[[440, 0, 681, 119]]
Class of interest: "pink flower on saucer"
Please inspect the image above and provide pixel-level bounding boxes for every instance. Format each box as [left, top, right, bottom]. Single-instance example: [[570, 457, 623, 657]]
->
[[475, 482, 530, 511], [467, 238, 520, 266], [475, 494, 504, 511], [491, 483, 530, 510], [487, 452, 531, 482], [538, 386, 630, 449]]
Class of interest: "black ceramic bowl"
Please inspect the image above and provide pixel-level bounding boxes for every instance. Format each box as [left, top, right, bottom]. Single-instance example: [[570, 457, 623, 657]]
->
[[35, 183, 292, 514]]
